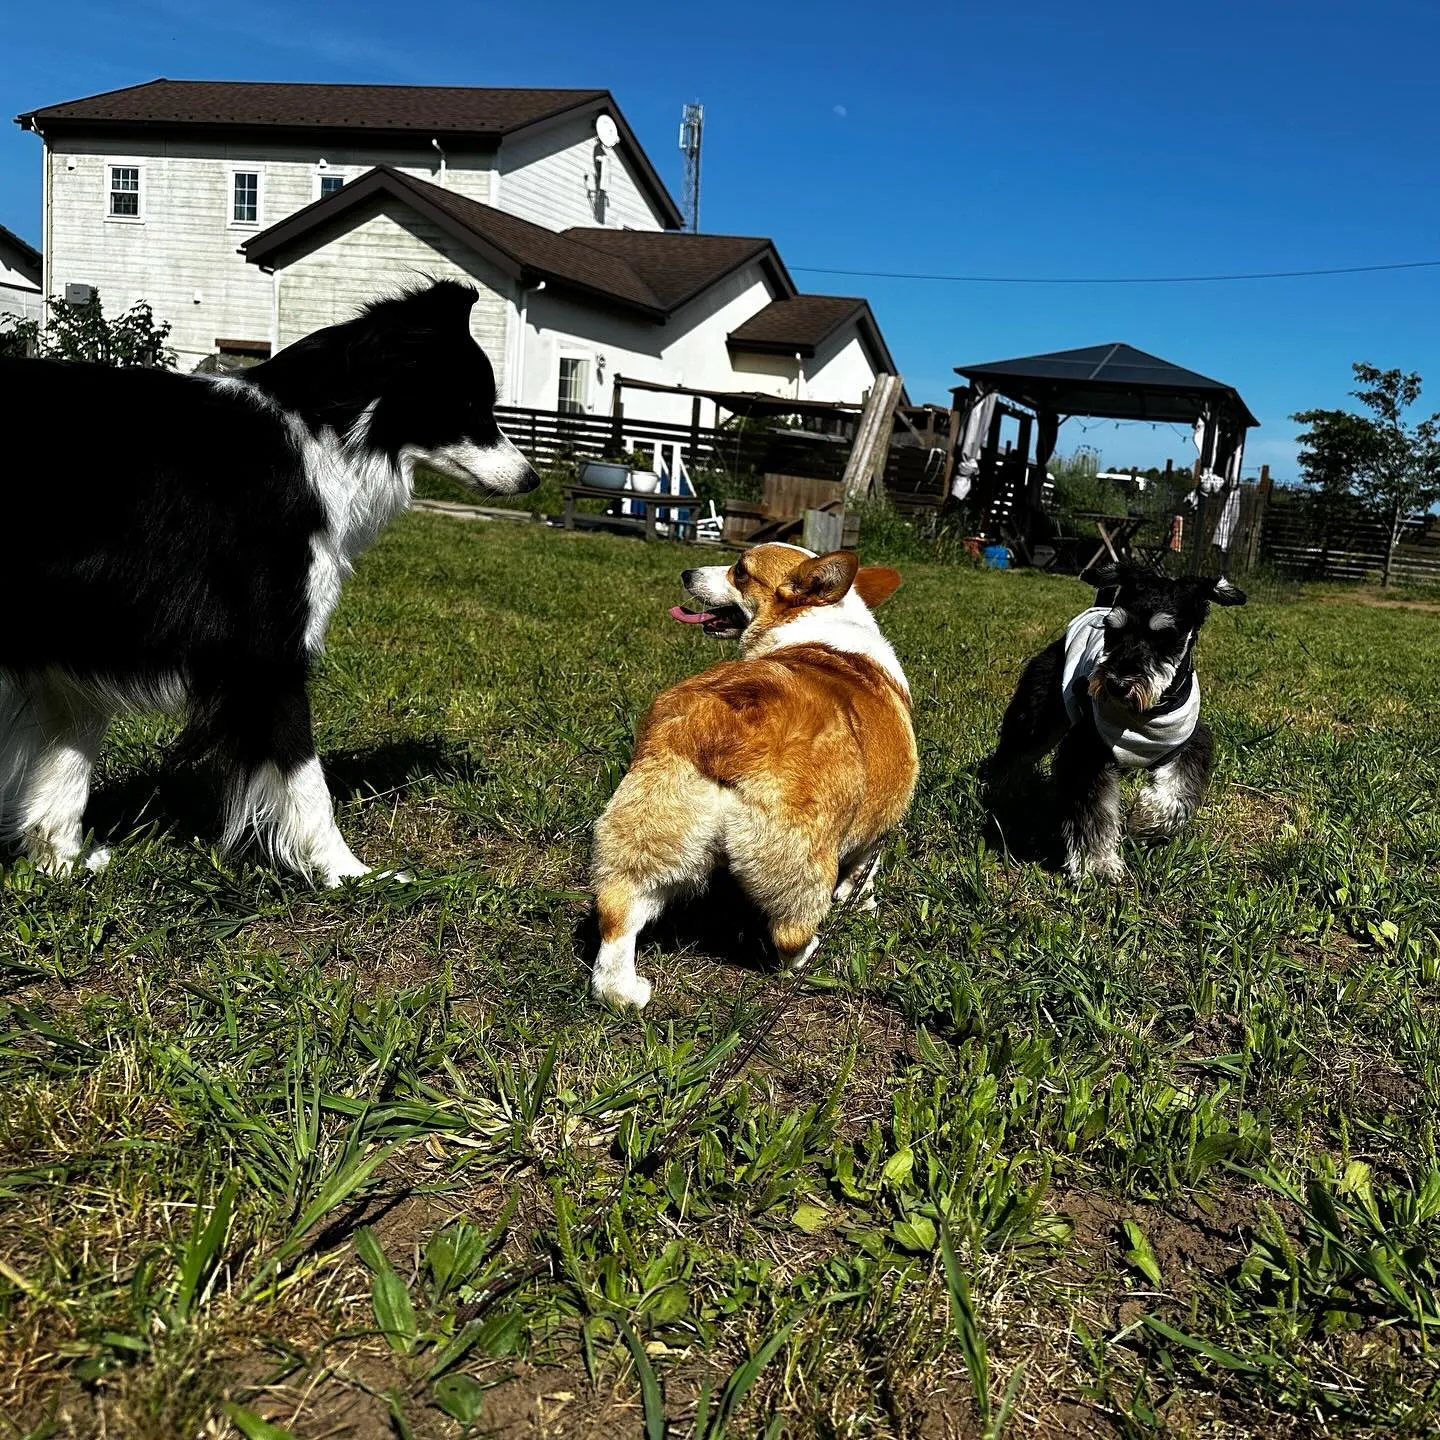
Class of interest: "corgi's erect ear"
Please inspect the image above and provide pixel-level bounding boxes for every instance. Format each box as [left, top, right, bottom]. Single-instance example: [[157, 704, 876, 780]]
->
[[854, 565, 902, 608], [781, 550, 860, 607]]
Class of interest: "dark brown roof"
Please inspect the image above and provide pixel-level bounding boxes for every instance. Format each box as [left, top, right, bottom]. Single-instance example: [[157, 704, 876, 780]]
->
[[242, 167, 791, 321], [728, 294, 898, 374], [18, 79, 602, 136], [567, 229, 788, 311], [16, 79, 683, 228], [727, 295, 868, 355], [0, 221, 41, 273]]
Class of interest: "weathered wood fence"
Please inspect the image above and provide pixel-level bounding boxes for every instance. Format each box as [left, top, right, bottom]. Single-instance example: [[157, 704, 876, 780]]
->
[[1257, 488, 1440, 584], [494, 404, 854, 485]]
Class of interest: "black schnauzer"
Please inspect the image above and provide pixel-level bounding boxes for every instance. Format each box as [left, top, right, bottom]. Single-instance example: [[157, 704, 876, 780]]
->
[[987, 563, 1246, 881]]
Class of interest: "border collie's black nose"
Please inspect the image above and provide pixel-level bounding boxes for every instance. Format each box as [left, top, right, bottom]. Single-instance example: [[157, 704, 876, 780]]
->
[[681, 569, 697, 587], [517, 459, 541, 493]]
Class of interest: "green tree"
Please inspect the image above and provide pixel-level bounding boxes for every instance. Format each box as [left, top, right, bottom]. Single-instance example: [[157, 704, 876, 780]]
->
[[1292, 364, 1440, 586], [0, 290, 175, 368]]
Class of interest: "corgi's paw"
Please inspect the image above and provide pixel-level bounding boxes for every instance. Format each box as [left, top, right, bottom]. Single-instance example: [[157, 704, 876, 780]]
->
[[592, 970, 653, 1010]]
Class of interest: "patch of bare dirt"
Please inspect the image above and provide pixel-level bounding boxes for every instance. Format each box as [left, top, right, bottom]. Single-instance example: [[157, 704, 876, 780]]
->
[[1059, 1188, 1254, 1316], [1318, 590, 1440, 615]]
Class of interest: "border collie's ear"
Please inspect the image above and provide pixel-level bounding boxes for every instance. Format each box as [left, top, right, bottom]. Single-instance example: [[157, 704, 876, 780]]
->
[[854, 566, 902, 608], [783, 550, 860, 606], [416, 278, 479, 325], [1207, 576, 1247, 607]]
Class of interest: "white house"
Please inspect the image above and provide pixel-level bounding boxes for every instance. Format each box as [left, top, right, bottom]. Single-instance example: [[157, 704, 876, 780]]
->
[[241, 166, 898, 423], [0, 223, 42, 323], [16, 80, 898, 415]]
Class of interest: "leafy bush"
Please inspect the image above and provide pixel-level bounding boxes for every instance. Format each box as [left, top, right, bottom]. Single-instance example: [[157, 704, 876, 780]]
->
[[0, 290, 175, 368], [855, 495, 977, 565], [1048, 446, 1128, 519], [688, 463, 762, 508]]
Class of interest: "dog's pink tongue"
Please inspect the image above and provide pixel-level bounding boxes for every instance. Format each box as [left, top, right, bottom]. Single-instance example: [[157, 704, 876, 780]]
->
[[670, 605, 714, 625]]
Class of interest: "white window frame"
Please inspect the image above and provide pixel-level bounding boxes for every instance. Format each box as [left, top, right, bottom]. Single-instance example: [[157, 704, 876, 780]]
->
[[104, 160, 145, 224], [227, 164, 265, 230], [313, 166, 351, 201], [557, 353, 592, 415]]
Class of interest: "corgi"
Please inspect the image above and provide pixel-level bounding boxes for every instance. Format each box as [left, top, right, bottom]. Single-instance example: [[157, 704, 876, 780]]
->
[[590, 544, 916, 1009]]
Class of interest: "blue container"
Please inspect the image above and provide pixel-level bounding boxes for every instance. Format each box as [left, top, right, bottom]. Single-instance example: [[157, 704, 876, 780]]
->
[[983, 545, 1010, 570], [578, 459, 629, 490]]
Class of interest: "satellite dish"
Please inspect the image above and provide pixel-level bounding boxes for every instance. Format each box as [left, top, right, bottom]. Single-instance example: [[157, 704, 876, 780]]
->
[[594, 114, 620, 149]]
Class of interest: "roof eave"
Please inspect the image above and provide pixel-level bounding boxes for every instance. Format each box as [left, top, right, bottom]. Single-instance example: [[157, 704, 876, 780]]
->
[[664, 242, 794, 315], [726, 336, 820, 358], [529, 273, 667, 321], [18, 113, 505, 150], [0, 222, 42, 268], [854, 308, 899, 379]]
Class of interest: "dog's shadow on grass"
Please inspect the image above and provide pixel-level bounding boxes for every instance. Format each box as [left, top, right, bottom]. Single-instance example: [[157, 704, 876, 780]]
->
[[322, 735, 472, 799], [978, 763, 1064, 873], [572, 867, 779, 979], [82, 735, 468, 853]]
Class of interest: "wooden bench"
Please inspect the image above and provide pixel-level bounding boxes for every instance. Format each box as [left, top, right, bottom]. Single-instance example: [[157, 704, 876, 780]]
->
[[561, 484, 698, 542]]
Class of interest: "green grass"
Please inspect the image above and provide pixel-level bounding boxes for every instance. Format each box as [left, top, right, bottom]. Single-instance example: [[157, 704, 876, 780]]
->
[[2, 516, 1439, 1438]]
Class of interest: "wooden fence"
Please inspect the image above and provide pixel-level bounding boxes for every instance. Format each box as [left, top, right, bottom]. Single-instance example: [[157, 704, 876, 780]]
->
[[495, 404, 717, 472], [1257, 489, 1440, 584], [495, 403, 859, 486]]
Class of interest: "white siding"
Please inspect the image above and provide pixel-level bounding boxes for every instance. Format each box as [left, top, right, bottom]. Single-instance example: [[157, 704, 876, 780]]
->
[[273, 199, 512, 391], [518, 262, 800, 424], [802, 331, 882, 404], [730, 348, 801, 393], [731, 326, 883, 406], [0, 236, 42, 322], [44, 133, 492, 367], [499, 114, 667, 233]]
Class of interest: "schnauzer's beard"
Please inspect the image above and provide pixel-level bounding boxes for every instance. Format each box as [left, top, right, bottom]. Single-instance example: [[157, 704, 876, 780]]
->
[[1089, 659, 1179, 714]]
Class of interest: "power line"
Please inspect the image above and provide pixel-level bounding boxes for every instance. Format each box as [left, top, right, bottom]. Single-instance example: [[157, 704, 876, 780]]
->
[[789, 258, 1440, 286]]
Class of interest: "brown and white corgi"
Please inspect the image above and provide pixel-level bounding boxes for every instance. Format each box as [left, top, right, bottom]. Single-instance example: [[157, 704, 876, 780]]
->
[[590, 544, 917, 1009]]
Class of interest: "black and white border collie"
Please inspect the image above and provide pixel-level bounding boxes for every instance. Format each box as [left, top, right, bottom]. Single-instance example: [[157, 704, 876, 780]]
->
[[986, 563, 1246, 882], [0, 280, 538, 885]]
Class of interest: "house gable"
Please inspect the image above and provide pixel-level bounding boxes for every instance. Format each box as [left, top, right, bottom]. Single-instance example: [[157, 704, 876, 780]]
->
[[499, 109, 669, 234], [728, 294, 897, 373], [270, 195, 512, 387], [518, 255, 787, 420]]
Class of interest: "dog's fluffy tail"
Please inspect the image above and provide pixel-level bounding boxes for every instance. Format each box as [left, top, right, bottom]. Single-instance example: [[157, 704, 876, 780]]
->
[[592, 754, 727, 930]]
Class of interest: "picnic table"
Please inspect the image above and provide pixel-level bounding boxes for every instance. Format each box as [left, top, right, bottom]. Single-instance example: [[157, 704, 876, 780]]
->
[[561, 484, 696, 542], [1070, 511, 1146, 572]]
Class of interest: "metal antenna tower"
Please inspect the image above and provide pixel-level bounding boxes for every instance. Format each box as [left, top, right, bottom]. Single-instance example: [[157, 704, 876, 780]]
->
[[678, 102, 703, 233]]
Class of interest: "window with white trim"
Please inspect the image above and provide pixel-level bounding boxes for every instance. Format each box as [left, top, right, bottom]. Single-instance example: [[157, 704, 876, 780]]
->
[[108, 165, 141, 219], [558, 356, 590, 415], [231, 170, 260, 225], [319, 173, 346, 198]]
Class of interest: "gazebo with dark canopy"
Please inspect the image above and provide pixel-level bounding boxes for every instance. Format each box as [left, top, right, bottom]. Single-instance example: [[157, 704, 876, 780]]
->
[[947, 341, 1259, 567]]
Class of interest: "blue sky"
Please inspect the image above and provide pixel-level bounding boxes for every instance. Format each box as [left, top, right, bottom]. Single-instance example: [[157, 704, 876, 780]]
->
[[3, 0, 1437, 477]]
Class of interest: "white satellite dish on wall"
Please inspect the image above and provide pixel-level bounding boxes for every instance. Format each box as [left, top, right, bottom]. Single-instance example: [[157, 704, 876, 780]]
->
[[594, 114, 620, 149]]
